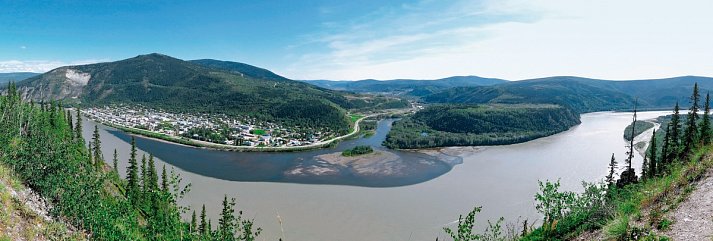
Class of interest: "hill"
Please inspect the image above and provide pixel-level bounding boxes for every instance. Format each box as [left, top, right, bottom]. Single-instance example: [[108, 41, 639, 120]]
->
[[189, 59, 290, 81], [422, 76, 713, 113], [16, 53, 357, 132], [384, 104, 580, 149], [0, 72, 40, 84], [301, 76, 506, 94]]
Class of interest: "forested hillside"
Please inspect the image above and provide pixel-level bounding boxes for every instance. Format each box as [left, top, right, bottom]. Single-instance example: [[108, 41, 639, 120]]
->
[[421, 76, 713, 113], [16, 53, 356, 132], [384, 104, 580, 149], [302, 76, 506, 94], [0, 84, 260, 240]]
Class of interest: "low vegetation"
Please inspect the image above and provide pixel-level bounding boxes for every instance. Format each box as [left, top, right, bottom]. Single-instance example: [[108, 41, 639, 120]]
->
[[342, 145, 374, 157], [384, 104, 580, 149], [624, 120, 655, 141], [443, 83, 712, 241]]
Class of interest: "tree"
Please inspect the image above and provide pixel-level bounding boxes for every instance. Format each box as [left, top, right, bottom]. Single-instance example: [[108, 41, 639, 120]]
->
[[701, 92, 711, 145], [605, 153, 617, 187], [200, 204, 208, 235], [641, 154, 648, 180], [112, 149, 118, 172], [126, 137, 140, 203], [443, 206, 482, 241], [648, 130, 657, 178], [683, 82, 700, 157], [141, 154, 147, 194], [219, 195, 238, 241], [191, 210, 198, 234], [161, 165, 168, 192], [92, 125, 103, 171], [618, 102, 639, 186], [670, 102, 682, 158], [147, 154, 158, 193], [74, 107, 83, 140], [661, 124, 672, 168]]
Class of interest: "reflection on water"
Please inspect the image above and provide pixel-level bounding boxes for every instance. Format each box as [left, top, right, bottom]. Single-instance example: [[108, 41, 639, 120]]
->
[[84, 111, 669, 241], [104, 119, 456, 187]]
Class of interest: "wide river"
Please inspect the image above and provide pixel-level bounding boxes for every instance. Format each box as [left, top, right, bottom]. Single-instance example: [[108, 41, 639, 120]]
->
[[82, 111, 669, 241]]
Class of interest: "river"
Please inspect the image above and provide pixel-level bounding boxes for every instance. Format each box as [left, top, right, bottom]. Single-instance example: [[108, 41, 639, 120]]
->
[[81, 110, 669, 241]]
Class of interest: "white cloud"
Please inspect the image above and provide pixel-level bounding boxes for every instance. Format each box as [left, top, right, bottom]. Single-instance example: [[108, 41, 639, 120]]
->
[[0, 59, 104, 73], [19, 46, 26, 50], [283, 0, 713, 80]]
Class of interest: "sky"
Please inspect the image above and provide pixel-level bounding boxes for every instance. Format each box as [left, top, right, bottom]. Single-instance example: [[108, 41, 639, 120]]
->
[[1, 0, 712, 80]]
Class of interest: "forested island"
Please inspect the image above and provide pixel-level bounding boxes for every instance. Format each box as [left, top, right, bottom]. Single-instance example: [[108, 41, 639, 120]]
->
[[623, 120, 655, 141], [384, 104, 580, 149]]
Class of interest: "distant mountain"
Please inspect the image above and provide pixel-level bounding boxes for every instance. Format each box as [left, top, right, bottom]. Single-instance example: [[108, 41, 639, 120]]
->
[[422, 76, 713, 113], [0, 72, 40, 84], [15, 53, 361, 131], [189, 59, 289, 81], [301, 76, 506, 94]]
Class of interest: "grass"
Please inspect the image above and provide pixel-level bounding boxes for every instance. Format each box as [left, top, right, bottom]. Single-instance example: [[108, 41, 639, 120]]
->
[[251, 129, 267, 135], [349, 114, 364, 123]]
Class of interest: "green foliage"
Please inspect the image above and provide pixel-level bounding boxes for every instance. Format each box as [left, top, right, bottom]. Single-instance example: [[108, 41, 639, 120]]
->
[[341, 145, 374, 157], [385, 104, 580, 149], [623, 120, 654, 141], [0, 87, 259, 240]]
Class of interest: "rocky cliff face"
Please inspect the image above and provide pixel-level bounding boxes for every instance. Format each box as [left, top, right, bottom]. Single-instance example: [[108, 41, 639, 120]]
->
[[18, 67, 89, 102]]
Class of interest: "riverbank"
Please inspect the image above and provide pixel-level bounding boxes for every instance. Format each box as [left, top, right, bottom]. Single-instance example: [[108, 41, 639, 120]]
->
[[88, 114, 372, 152]]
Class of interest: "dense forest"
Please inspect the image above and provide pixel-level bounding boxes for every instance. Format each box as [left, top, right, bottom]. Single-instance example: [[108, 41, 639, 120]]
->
[[0, 83, 261, 240], [384, 104, 580, 149], [14, 54, 407, 136]]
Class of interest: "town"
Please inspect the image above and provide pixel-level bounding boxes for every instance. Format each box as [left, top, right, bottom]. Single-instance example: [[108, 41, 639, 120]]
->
[[83, 105, 336, 147]]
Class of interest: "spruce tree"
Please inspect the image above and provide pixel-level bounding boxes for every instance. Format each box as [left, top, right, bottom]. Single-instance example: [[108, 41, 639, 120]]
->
[[148, 154, 158, 193], [683, 83, 700, 157], [75, 107, 83, 140], [670, 102, 682, 158], [141, 154, 147, 193], [661, 124, 671, 167], [700, 92, 711, 145], [605, 153, 617, 187], [191, 210, 198, 234], [161, 165, 168, 192], [113, 149, 118, 172], [126, 137, 140, 203], [641, 154, 648, 180], [200, 204, 208, 235], [92, 125, 103, 171], [618, 102, 639, 186], [66, 110, 73, 132], [648, 130, 657, 178], [218, 195, 237, 241]]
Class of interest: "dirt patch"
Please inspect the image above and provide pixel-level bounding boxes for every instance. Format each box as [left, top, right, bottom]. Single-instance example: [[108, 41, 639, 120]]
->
[[662, 169, 713, 240]]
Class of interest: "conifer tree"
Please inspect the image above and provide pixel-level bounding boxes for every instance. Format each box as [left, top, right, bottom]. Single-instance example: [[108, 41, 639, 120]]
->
[[191, 210, 198, 234], [75, 107, 83, 140], [700, 92, 711, 145], [218, 195, 237, 241], [200, 204, 208, 235], [670, 102, 682, 158], [113, 149, 118, 172], [661, 124, 672, 167], [87, 142, 93, 164], [618, 102, 639, 186], [648, 130, 657, 178], [641, 154, 648, 180], [141, 154, 147, 193], [126, 137, 140, 203], [683, 83, 700, 157], [605, 153, 617, 187], [161, 165, 168, 192], [67, 110, 73, 132], [148, 154, 158, 192], [92, 125, 103, 171]]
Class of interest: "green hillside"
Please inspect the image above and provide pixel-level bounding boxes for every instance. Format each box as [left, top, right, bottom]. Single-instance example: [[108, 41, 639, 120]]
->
[[17, 53, 356, 132], [384, 104, 580, 149]]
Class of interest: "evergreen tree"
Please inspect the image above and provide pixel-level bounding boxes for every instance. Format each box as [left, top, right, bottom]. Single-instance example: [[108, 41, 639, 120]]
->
[[74, 107, 83, 140], [648, 130, 657, 178], [200, 204, 208, 235], [148, 154, 158, 193], [618, 102, 639, 186], [191, 210, 198, 234], [112, 149, 118, 172], [66, 110, 73, 132], [661, 124, 672, 167], [606, 153, 617, 187], [141, 154, 147, 193], [701, 92, 711, 145], [161, 165, 168, 192], [126, 137, 140, 203], [218, 195, 237, 241], [683, 83, 700, 157], [92, 125, 103, 171], [641, 154, 648, 180], [670, 102, 682, 158]]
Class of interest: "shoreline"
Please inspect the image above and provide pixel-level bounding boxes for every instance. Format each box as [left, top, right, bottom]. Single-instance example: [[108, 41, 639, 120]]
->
[[90, 114, 372, 153]]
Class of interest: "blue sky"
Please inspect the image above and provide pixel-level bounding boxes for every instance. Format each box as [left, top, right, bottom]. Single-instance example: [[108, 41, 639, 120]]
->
[[2, 0, 712, 80]]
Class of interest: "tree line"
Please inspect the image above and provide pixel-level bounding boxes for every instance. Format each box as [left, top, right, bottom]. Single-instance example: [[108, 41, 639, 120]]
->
[[0, 83, 261, 240]]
